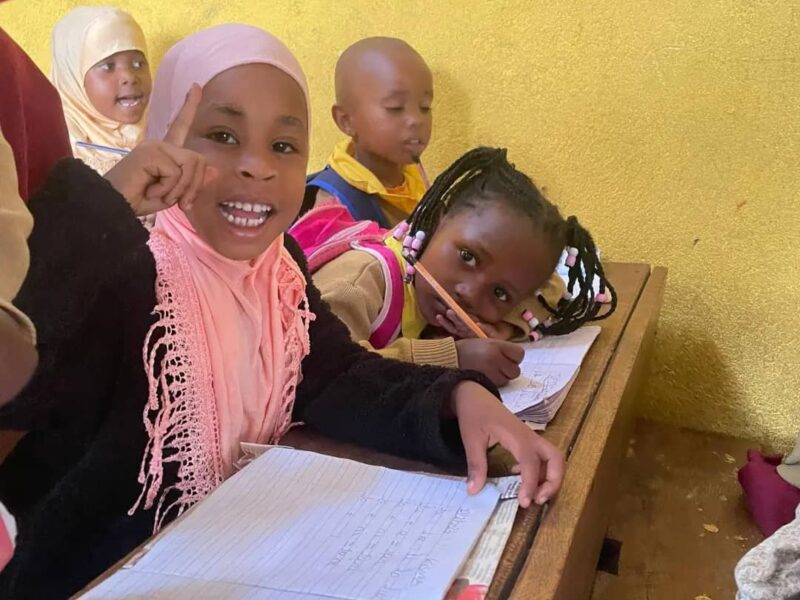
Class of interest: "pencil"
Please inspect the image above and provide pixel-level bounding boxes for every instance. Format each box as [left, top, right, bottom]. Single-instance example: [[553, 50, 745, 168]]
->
[[405, 254, 487, 339], [75, 141, 130, 156], [411, 155, 431, 189]]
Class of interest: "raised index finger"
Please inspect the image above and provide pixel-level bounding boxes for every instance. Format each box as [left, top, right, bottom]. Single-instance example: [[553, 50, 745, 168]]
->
[[163, 83, 202, 147]]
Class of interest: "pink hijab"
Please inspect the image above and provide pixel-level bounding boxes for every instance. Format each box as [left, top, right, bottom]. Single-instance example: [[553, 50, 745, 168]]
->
[[131, 25, 313, 531]]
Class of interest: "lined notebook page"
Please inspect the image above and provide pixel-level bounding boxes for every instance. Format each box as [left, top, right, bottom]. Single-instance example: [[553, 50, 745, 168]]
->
[[84, 448, 499, 600]]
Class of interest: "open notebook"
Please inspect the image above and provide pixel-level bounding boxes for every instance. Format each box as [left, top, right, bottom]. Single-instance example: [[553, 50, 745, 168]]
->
[[500, 326, 601, 425], [83, 447, 517, 600]]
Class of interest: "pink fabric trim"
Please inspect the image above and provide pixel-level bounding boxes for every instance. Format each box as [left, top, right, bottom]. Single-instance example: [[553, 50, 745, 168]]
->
[[130, 232, 224, 532], [130, 234, 314, 533]]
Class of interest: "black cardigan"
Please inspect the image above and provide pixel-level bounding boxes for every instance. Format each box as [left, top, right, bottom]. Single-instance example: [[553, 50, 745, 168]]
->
[[0, 160, 495, 599]]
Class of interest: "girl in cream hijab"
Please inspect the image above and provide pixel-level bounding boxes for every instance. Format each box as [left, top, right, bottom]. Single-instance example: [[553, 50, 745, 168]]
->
[[51, 6, 151, 174]]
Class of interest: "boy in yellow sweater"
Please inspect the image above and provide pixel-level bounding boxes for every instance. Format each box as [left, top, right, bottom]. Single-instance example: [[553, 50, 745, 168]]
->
[[308, 148, 616, 386], [303, 37, 432, 227]]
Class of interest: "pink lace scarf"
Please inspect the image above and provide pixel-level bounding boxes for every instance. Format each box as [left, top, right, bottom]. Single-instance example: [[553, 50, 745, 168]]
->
[[129, 232, 313, 532]]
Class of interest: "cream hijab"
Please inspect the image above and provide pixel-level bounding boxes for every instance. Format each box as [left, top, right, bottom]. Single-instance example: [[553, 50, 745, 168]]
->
[[51, 6, 147, 173]]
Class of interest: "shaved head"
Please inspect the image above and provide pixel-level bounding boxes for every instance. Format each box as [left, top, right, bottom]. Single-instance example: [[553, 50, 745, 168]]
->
[[335, 37, 431, 107], [331, 37, 434, 186]]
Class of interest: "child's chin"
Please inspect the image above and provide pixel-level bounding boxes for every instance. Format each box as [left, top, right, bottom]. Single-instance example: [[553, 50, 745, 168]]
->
[[113, 108, 147, 124], [209, 233, 279, 262]]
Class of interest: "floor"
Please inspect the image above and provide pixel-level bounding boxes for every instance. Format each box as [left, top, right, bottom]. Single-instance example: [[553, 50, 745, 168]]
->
[[590, 419, 764, 600]]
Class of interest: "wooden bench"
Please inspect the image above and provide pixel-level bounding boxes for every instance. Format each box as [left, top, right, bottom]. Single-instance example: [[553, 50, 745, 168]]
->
[[80, 261, 666, 599]]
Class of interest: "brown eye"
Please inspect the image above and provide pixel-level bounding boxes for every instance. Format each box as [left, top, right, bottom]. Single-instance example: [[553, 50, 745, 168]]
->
[[272, 141, 296, 154], [207, 131, 238, 145], [459, 249, 476, 266], [494, 287, 509, 302]]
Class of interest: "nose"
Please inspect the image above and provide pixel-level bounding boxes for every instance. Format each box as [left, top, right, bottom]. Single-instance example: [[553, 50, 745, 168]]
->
[[118, 66, 139, 86], [238, 146, 277, 181], [453, 280, 501, 323], [453, 281, 476, 313], [412, 107, 427, 126]]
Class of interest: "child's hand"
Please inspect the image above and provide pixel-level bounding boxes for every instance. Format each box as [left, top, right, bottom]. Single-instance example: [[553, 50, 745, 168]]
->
[[435, 309, 515, 341], [104, 85, 217, 216], [456, 338, 523, 386], [451, 381, 564, 507]]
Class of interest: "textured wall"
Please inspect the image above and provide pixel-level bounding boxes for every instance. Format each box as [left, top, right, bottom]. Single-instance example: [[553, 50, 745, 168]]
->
[[2, 1, 799, 446]]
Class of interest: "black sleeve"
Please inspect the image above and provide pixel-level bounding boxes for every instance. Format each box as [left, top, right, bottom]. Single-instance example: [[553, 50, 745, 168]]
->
[[15, 159, 148, 347], [1, 159, 152, 429], [285, 235, 499, 470]]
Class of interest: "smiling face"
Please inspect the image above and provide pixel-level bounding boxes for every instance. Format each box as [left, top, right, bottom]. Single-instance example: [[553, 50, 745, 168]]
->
[[84, 49, 151, 123], [180, 63, 309, 261], [414, 199, 560, 327]]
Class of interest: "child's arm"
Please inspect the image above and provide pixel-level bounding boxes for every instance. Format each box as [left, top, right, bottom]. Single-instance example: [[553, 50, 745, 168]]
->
[[287, 236, 564, 506], [313, 250, 460, 367], [0, 159, 148, 428]]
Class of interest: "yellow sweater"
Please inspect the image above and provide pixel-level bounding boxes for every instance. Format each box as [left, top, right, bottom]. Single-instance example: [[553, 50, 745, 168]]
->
[[0, 128, 35, 344], [313, 248, 566, 369]]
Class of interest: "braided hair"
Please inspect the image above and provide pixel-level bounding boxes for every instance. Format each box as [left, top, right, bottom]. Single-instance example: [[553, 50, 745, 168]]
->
[[402, 147, 616, 337]]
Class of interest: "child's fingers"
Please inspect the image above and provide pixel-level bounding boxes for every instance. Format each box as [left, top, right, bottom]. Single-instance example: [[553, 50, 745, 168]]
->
[[436, 313, 467, 338], [435, 314, 457, 336], [178, 155, 208, 210], [461, 429, 489, 496], [498, 340, 525, 363], [498, 432, 541, 508], [533, 444, 565, 505], [444, 309, 476, 339], [163, 83, 202, 147], [141, 148, 182, 205], [499, 359, 521, 382], [163, 155, 199, 207]]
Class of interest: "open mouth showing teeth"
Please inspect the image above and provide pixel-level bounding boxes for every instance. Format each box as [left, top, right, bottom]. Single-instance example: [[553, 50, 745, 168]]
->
[[116, 95, 143, 107], [219, 201, 273, 228]]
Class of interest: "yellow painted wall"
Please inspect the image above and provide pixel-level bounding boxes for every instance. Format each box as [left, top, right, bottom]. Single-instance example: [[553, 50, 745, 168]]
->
[[2, 1, 799, 446]]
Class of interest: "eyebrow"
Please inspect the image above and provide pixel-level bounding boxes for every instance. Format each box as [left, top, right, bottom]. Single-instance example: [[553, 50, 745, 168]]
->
[[210, 103, 305, 130], [278, 114, 306, 130], [211, 103, 245, 118]]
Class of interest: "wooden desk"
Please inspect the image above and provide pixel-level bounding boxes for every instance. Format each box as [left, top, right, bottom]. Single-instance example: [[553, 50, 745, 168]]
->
[[83, 262, 666, 600]]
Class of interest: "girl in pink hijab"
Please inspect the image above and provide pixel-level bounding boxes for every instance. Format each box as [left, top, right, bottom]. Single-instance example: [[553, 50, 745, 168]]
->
[[0, 24, 562, 597]]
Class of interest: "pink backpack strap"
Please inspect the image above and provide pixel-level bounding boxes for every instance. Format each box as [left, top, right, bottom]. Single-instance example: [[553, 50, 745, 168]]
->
[[289, 203, 385, 274], [353, 242, 404, 349], [289, 202, 404, 348]]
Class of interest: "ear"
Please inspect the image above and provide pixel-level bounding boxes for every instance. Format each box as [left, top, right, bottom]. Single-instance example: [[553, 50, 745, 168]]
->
[[332, 104, 356, 138]]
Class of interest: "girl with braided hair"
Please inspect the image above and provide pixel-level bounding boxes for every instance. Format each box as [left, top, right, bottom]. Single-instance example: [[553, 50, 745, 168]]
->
[[310, 146, 616, 386]]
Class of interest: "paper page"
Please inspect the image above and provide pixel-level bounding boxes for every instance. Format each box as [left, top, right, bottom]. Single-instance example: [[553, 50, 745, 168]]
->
[[517, 326, 600, 368], [86, 570, 331, 600], [500, 327, 600, 415], [500, 363, 577, 414], [85, 448, 500, 600]]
